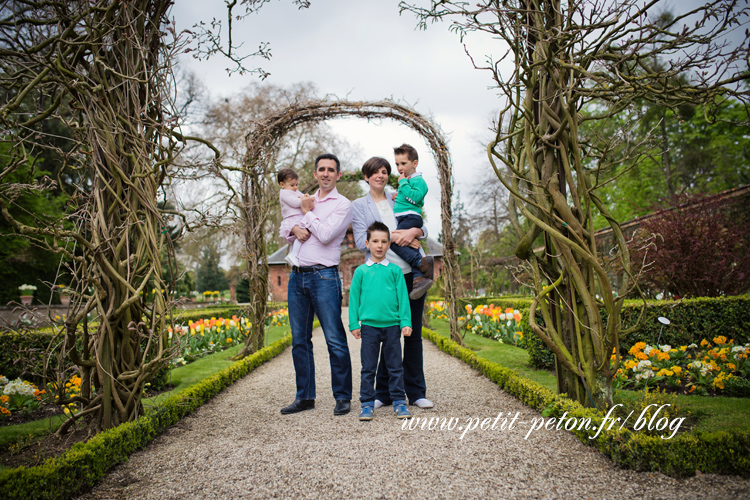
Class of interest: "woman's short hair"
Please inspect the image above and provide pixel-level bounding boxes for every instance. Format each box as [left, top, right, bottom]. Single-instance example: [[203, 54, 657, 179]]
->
[[361, 156, 391, 180]]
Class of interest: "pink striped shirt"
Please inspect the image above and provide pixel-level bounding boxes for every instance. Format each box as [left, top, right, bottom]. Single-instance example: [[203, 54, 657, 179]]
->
[[284, 187, 352, 267]]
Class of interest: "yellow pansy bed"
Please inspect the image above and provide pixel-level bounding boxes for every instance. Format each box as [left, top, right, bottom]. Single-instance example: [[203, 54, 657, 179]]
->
[[614, 336, 750, 397]]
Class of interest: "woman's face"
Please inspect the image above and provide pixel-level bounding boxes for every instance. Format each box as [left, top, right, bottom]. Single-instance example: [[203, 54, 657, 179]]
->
[[365, 166, 389, 191]]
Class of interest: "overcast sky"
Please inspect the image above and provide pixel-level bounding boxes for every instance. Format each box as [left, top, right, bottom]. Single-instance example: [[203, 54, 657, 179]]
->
[[171, 0, 506, 238]]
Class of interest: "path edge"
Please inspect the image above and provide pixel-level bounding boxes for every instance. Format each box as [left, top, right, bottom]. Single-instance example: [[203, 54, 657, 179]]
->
[[422, 327, 750, 478], [0, 334, 293, 500]]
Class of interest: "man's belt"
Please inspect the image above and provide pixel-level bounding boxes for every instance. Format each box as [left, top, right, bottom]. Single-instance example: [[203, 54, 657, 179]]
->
[[292, 265, 338, 273]]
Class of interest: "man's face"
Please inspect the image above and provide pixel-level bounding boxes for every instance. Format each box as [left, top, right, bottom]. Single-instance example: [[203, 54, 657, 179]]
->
[[365, 230, 390, 261], [313, 158, 342, 191], [394, 154, 418, 177]]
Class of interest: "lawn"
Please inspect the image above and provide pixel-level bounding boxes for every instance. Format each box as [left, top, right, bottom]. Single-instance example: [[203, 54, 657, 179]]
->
[[0, 323, 291, 455], [427, 318, 750, 433], [428, 318, 557, 391]]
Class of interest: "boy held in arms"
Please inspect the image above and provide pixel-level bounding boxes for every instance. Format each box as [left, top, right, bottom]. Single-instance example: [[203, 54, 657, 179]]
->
[[349, 222, 413, 421], [392, 144, 434, 300], [277, 168, 310, 267]]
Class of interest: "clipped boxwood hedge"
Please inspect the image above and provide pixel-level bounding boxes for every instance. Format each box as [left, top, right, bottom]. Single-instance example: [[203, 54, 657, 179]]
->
[[422, 327, 750, 478], [0, 333, 292, 500]]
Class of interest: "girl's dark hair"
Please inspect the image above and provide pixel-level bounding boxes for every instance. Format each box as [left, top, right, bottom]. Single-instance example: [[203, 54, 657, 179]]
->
[[277, 168, 298, 184], [361, 156, 391, 180]]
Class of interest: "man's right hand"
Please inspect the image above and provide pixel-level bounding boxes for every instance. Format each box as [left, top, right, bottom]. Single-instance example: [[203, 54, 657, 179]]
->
[[291, 225, 311, 242]]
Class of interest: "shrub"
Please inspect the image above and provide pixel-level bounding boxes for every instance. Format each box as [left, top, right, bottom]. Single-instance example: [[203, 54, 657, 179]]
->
[[627, 193, 750, 298]]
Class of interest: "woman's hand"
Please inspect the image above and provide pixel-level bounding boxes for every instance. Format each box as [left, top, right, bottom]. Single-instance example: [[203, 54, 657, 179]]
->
[[391, 227, 423, 248]]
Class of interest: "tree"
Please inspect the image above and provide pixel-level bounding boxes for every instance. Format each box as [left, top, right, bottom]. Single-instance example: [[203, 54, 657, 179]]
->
[[196, 245, 229, 293], [404, 0, 750, 408], [0, 0, 309, 434], [582, 98, 750, 227], [198, 82, 362, 254]]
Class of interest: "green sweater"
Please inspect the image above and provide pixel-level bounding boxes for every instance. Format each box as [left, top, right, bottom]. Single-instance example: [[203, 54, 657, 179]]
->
[[393, 172, 428, 216], [348, 260, 411, 330]]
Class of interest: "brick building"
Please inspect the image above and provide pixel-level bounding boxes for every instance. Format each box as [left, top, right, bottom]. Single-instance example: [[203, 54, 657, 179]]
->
[[267, 226, 444, 304]]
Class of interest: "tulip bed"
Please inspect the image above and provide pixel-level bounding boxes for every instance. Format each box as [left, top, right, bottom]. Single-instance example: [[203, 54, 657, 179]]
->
[[0, 309, 290, 420]]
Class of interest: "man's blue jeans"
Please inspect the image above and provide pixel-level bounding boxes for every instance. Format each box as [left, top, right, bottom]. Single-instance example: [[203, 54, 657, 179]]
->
[[288, 266, 352, 401], [359, 324, 405, 406], [374, 272, 427, 404]]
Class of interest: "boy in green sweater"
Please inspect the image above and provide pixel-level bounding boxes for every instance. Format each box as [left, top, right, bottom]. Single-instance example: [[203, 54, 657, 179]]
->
[[392, 143, 434, 300], [349, 221, 413, 421]]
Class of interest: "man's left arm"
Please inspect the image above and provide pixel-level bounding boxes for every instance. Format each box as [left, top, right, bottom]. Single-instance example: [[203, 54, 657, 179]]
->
[[299, 199, 352, 244]]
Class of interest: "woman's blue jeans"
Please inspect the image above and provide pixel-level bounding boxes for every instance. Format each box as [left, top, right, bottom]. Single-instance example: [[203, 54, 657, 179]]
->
[[288, 267, 352, 401]]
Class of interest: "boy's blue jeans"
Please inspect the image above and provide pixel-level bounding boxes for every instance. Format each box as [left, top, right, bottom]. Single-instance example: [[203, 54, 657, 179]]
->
[[390, 213, 424, 278], [288, 266, 352, 401], [359, 324, 406, 406]]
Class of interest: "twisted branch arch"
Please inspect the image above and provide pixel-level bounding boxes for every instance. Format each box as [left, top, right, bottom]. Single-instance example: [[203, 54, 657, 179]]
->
[[236, 99, 462, 357]]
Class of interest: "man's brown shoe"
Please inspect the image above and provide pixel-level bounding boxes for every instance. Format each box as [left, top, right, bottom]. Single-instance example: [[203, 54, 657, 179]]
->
[[410, 276, 433, 300], [418, 256, 434, 280]]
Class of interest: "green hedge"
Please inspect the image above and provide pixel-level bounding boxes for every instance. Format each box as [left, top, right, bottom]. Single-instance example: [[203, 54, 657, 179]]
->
[[618, 296, 750, 348], [0, 331, 66, 382], [422, 327, 750, 478], [0, 334, 292, 500]]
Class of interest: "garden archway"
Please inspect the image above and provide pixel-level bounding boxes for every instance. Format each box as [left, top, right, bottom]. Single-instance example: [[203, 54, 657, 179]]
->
[[236, 99, 462, 357]]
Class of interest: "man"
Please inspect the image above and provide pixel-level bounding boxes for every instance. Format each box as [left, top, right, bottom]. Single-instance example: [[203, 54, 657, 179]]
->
[[280, 153, 354, 416]]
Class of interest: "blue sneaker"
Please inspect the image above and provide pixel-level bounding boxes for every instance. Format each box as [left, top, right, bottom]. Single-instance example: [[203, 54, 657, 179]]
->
[[394, 403, 412, 419], [359, 406, 374, 421]]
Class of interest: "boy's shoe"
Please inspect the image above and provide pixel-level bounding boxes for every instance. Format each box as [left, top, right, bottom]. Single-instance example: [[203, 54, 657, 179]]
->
[[284, 254, 299, 267], [413, 398, 434, 409], [409, 276, 433, 300], [374, 399, 384, 409], [394, 403, 412, 419], [418, 256, 434, 280], [359, 406, 374, 421]]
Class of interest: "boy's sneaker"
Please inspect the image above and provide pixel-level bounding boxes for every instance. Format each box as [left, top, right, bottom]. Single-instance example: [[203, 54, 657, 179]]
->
[[373, 399, 384, 409], [284, 254, 299, 267], [359, 406, 374, 421], [409, 276, 433, 300], [413, 398, 434, 409], [418, 256, 434, 280], [394, 403, 412, 419]]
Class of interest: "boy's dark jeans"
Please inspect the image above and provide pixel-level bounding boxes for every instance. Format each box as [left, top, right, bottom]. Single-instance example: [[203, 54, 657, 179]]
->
[[374, 273, 427, 404], [359, 324, 405, 405], [391, 213, 424, 278]]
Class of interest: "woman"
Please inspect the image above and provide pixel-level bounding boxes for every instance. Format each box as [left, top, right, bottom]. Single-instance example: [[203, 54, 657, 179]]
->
[[351, 156, 434, 409]]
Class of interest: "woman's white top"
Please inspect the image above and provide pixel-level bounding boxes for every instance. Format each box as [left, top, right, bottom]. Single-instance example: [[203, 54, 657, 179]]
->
[[375, 199, 412, 274]]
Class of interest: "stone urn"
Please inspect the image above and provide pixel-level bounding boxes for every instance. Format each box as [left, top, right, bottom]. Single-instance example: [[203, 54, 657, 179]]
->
[[59, 295, 71, 306], [20, 295, 33, 306]]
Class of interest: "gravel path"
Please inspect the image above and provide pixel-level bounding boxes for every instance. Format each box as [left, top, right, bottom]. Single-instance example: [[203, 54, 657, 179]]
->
[[79, 310, 750, 499]]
